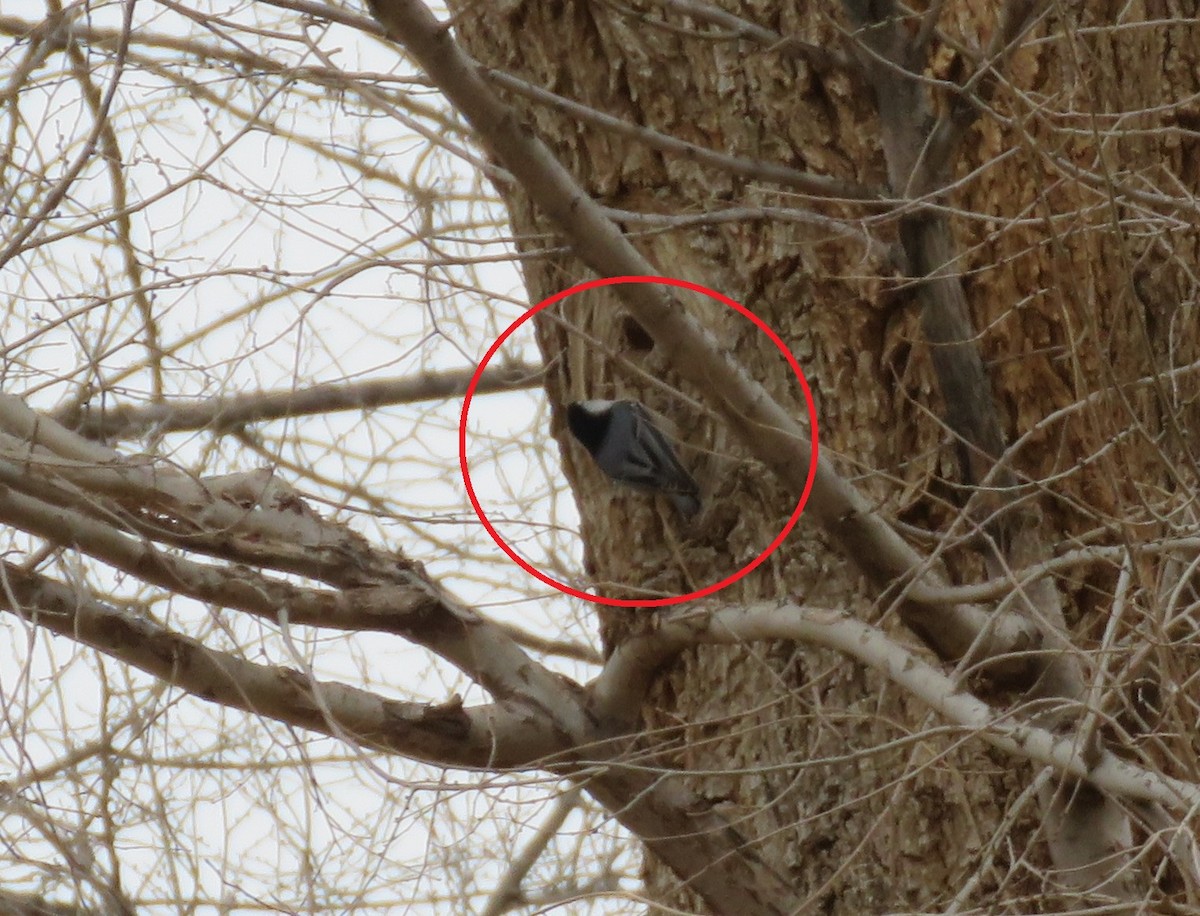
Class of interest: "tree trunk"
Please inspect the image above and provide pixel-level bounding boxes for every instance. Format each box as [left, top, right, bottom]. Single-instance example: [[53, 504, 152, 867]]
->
[[452, 2, 1200, 910]]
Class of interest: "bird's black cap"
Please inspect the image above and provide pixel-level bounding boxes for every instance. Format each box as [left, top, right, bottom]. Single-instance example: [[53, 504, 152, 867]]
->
[[566, 401, 611, 453]]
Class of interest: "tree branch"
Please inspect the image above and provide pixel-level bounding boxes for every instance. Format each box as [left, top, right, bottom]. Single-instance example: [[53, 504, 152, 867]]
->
[[0, 395, 588, 709], [1, 558, 809, 915], [0, 563, 558, 770], [55, 363, 543, 441], [353, 0, 1046, 675], [480, 785, 583, 916], [841, 1, 1135, 894], [597, 601, 1200, 811], [484, 67, 882, 202]]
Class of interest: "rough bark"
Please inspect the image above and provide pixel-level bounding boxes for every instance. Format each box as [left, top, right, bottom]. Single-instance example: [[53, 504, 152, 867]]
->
[[442, 1, 1200, 911]]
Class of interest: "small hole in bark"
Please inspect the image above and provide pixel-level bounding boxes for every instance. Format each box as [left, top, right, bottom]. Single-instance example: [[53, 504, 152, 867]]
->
[[622, 316, 654, 352]]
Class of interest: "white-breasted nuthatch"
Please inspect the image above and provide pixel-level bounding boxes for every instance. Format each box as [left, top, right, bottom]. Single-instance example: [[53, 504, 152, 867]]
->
[[566, 399, 701, 519]]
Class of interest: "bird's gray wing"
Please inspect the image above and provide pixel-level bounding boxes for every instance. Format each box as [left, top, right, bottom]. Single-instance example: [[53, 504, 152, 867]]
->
[[628, 404, 699, 497]]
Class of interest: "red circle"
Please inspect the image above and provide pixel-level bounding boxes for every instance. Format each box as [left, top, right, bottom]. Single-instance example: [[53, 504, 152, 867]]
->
[[460, 276, 819, 607]]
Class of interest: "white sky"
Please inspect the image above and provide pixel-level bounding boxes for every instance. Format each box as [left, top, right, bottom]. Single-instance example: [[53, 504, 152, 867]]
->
[[0, 1, 632, 912]]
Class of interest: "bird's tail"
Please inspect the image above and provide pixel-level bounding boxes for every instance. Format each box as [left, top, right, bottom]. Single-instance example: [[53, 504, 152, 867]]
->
[[670, 490, 702, 520]]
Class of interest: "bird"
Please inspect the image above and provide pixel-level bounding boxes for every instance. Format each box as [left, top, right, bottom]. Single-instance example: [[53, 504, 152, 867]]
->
[[565, 399, 701, 519]]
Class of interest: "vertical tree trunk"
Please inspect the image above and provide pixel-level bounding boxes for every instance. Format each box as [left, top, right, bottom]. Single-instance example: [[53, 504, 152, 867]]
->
[[453, 2, 1200, 909]]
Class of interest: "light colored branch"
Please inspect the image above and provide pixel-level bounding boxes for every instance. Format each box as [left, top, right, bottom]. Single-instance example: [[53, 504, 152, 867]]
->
[[0, 394, 588, 711], [0, 469, 411, 626], [55, 362, 543, 440], [0, 562, 558, 769], [0, 395, 390, 579], [497, 622, 602, 666], [357, 0, 1042, 676], [480, 785, 583, 916], [0, 3, 132, 272], [0, 454, 596, 718], [596, 602, 1200, 811], [1, 558, 809, 915]]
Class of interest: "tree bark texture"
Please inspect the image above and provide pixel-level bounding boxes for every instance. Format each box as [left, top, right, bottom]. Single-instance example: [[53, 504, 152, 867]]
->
[[451, 1, 1200, 910]]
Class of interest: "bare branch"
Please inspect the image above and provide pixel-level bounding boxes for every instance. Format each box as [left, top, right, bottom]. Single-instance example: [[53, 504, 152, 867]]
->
[[0, 4, 132, 271], [599, 602, 1200, 811], [0, 455, 602, 719], [497, 621, 602, 666], [480, 785, 583, 916], [649, 0, 853, 74], [0, 562, 559, 770], [921, 0, 1051, 184], [0, 394, 587, 707], [603, 204, 900, 266], [579, 762, 800, 916], [484, 67, 882, 202], [355, 0, 1048, 676], [55, 363, 544, 441], [0, 561, 810, 915]]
